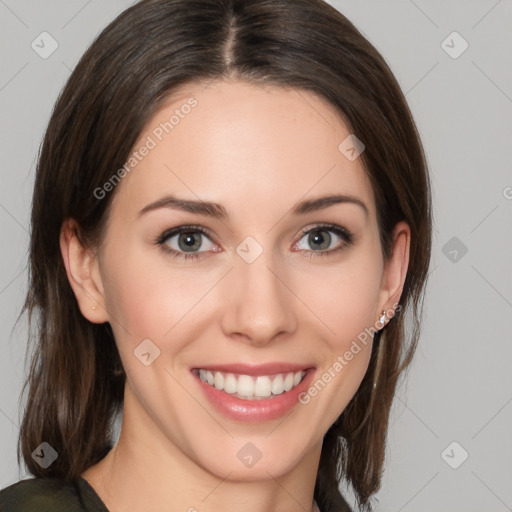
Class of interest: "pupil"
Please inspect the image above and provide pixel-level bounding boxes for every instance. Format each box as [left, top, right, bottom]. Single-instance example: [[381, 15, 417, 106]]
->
[[179, 232, 201, 251], [310, 230, 330, 250]]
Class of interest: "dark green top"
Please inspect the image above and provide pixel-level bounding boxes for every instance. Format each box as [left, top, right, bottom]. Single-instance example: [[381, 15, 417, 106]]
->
[[0, 477, 352, 511], [0, 477, 109, 511]]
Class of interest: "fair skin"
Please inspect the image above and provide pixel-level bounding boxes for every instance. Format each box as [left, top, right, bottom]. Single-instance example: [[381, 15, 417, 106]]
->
[[61, 79, 410, 512]]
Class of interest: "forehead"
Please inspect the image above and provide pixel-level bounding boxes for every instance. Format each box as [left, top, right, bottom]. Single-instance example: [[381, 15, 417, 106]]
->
[[111, 79, 375, 222]]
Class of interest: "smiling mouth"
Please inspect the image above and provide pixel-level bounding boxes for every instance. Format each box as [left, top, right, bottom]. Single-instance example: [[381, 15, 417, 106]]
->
[[193, 368, 308, 401]]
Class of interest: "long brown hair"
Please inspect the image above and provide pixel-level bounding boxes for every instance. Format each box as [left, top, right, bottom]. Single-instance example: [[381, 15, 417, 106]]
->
[[18, 1, 432, 510]]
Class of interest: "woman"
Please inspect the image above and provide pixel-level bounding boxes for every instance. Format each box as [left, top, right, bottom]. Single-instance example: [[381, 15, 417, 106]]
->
[[0, 0, 431, 510]]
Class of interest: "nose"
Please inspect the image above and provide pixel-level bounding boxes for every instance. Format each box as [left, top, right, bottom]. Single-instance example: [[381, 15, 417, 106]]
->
[[220, 248, 298, 347]]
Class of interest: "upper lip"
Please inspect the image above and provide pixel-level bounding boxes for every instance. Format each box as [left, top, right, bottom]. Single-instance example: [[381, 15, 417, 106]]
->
[[192, 363, 315, 376]]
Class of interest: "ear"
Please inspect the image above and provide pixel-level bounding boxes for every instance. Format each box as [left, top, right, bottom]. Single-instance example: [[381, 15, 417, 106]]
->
[[60, 218, 109, 324], [377, 221, 410, 320]]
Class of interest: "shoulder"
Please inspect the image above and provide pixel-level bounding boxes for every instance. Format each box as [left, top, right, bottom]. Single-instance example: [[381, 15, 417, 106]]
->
[[0, 477, 107, 512]]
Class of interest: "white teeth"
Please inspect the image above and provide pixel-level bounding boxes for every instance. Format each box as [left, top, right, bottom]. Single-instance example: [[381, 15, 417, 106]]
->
[[214, 372, 224, 390], [271, 374, 284, 395], [237, 375, 254, 397], [254, 376, 272, 397], [284, 372, 294, 392], [197, 369, 307, 400], [224, 373, 237, 394]]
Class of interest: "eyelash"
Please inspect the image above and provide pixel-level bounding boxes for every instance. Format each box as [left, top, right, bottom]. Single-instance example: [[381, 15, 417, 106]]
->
[[155, 223, 354, 261]]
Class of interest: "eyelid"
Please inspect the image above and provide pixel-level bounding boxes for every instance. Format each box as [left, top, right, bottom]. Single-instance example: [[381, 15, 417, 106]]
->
[[296, 222, 352, 241], [156, 224, 215, 246]]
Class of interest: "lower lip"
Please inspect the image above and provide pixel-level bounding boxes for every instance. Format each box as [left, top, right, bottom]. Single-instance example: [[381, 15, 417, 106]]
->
[[194, 370, 315, 422]]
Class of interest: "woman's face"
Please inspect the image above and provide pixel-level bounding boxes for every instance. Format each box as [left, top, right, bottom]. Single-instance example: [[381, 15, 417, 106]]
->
[[71, 79, 408, 481]]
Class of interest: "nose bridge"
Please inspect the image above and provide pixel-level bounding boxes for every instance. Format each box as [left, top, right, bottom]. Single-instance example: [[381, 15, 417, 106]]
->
[[221, 238, 297, 345]]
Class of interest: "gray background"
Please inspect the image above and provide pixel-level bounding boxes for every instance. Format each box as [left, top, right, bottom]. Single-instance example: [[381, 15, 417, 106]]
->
[[1, 1, 511, 511]]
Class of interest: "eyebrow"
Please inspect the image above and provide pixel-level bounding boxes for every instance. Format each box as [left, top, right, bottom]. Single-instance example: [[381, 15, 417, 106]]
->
[[138, 193, 368, 218]]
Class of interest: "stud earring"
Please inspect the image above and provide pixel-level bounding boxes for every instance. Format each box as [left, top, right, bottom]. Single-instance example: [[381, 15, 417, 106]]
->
[[379, 310, 387, 328]]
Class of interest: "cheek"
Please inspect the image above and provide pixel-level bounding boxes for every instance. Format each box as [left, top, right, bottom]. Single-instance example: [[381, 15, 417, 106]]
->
[[100, 242, 220, 362], [292, 243, 383, 411], [101, 230, 383, 367], [99, 244, 175, 349], [299, 247, 383, 348]]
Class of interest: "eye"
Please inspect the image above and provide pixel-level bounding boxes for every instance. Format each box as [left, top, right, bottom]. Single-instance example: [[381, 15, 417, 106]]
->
[[155, 223, 353, 261], [293, 224, 353, 257], [157, 225, 218, 260]]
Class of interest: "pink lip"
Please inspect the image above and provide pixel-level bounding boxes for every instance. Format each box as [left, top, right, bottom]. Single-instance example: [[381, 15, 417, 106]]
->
[[192, 362, 313, 376], [191, 364, 316, 423]]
